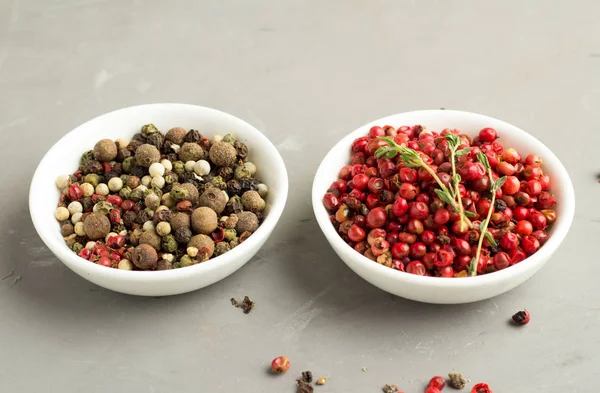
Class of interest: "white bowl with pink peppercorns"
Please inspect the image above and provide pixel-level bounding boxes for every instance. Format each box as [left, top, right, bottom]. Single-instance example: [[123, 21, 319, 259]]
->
[[30, 104, 288, 296], [312, 110, 574, 304]]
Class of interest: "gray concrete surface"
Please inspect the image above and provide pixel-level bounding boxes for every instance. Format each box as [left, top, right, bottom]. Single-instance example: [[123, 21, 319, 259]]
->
[[0, 0, 597, 391]]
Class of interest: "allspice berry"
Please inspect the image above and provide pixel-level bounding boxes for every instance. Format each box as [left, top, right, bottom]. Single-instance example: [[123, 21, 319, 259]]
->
[[209, 142, 237, 167], [241, 190, 266, 212], [179, 142, 204, 162], [180, 183, 199, 203], [139, 231, 162, 251], [236, 211, 259, 233], [198, 187, 228, 214], [83, 213, 111, 240], [135, 144, 161, 167], [191, 207, 218, 235], [187, 234, 215, 258], [170, 212, 191, 231], [132, 244, 158, 270], [165, 127, 187, 145], [93, 139, 118, 162]]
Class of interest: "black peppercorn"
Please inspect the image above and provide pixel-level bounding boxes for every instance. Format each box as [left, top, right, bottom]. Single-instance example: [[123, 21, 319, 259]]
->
[[240, 180, 258, 193], [116, 148, 131, 162], [174, 227, 192, 244], [161, 140, 175, 154], [146, 132, 164, 149], [105, 172, 119, 181], [82, 197, 94, 212], [183, 129, 201, 143], [217, 166, 233, 181], [136, 209, 154, 225], [130, 166, 146, 178], [82, 160, 104, 175], [494, 199, 507, 212], [227, 179, 242, 196], [165, 153, 178, 162], [112, 163, 123, 175], [255, 211, 265, 224], [127, 139, 144, 153], [163, 183, 173, 193], [234, 141, 248, 160], [153, 209, 173, 224], [123, 211, 137, 228], [131, 133, 146, 142]]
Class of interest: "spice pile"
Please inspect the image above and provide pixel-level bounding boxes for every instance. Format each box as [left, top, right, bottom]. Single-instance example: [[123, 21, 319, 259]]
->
[[54, 125, 269, 270], [323, 125, 557, 277]]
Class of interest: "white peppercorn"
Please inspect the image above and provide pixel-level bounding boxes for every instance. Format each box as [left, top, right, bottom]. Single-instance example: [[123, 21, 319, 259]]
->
[[160, 159, 173, 172], [187, 247, 199, 257], [171, 144, 181, 153], [55, 175, 70, 190], [185, 160, 196, 172], [68, 201, 83, 215], [151, 176, 165, 189], [156, 222, 171, 237], [245, 162, 257, 175], [149, 162, 165, 178], [257, 183, 268, 198], [156, 205, 169, 213], [55, 207, 70, 221], [85, 241, 96, 250], [74, 222, 86, 236], [115, 138, 129, 149], [136, 185, 148, 193], [145, 193, 160, 210], [118, 259, 133, 270], [162, 253, 175, 263], [141, 176, 152, 187], [108, 177, 123, 192], [211, 134, 223, 144], [143, 221, 156, 232], [81, 183, 95, 197], [71, 212, 83, 224], [194, 160, 211, 176], [96, 183, 109, 196]]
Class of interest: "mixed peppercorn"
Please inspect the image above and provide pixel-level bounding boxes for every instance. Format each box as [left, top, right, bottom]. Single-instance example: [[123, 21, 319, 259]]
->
[[54, 125, 268, 270], [323, 124, 557, 277]]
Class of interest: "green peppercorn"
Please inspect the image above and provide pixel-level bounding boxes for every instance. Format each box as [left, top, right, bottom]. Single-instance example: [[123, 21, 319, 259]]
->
[[211, 176, 227, 190], [172, 262, 181, 269], [122, 157, 136, 173], [224, 228, 237, 242], [171, 184, 189, 202], [72, 242, 84, 253], [84, 173, 101, 188], [180, 255, 194, 267], [93, 201, 113, 215], [164, 171, 179, 185], [161, 234, 179, 253], [230, 238, 240, 248], [80, 150, 94, 166], [214, 241, 231, 256], [130, 188, 145, 202], [141, 123, 159, 137], [234, 165, 253, 181], [119, 186, 133, 200], [172, 161, 185, 176], [222, 133, 236, 145]]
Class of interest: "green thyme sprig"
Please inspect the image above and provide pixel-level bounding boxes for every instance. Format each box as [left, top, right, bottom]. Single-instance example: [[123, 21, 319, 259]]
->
[[468, 152, 507, 276], [444, 134, 475, 227], [376, 136, 474, 226]]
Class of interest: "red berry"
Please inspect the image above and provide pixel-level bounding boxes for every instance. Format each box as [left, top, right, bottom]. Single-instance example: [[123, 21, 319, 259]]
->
[[500, 232, 519, 250], [420, 230, 436, 245], [98, 256, 112, 267], [391, 242, 410, 259], [425, 387, 442, 393], [271, 356, 290, 374], [539, 174, 551, 190], [515, 220, 533, 236], [433, 208, 450, 225], [409, 202, 429, 220], [525, 153, 543, 166], [502, 176, 520, 195], [523, 164, 542, 180], [405, 261, 426, 275], [368, 228, 387, 245], [368, 126, 385, 138], [353, 174, 369, 190], [532, 230, 549, 245], [493, 252, 511, 270], [479, 127, 497, 142], [536, 192, 556, 209], [521, 235, 540, 254], [365, 193, 380, 209], [352, 136, 369, 153], [452, 220, 469, 235], [529, 210, 547, 230], [496, 161, 515, 176], [509, 247, 527, 264], [435, 249, 454, 267], [471, 383, 493, 393], [409, 242, 427, 259], [428, 376, 446, 390], [106, 195, 123, 207], [348, 225, 366, 242], [78, 248, 91, 260], [407, 219, 424, 235], [513, 206, 529, 221], [512, 309, 531, 325], [453, 238, 472, 255], [392, 198, 409, 216], [525, 180, 542, 196], [399, 167, 417, 183], [339, 165, 353, 180], [366, 207, 387, 228], [68, 184, 83, 201], [109, 209, 121, 225], [501, 147, 520, 164], [399, 183, 419, 200]]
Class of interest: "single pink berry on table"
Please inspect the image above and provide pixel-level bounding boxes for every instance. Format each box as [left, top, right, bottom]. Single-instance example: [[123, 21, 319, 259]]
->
[[270, 356, 290, 374]]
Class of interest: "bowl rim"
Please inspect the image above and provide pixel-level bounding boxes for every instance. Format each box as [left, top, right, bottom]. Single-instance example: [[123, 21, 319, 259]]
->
[[29, 103, 289, 281], [312, 109, 575, 288]]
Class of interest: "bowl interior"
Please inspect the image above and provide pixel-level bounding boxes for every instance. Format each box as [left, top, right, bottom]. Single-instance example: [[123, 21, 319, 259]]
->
[[30, 103, 288, 277], [312, 109, 575, 285]]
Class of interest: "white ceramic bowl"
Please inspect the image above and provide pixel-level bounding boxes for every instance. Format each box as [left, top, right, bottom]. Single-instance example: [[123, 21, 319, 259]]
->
[[312, 110, 575, 304], [30, 104, 288, 296]]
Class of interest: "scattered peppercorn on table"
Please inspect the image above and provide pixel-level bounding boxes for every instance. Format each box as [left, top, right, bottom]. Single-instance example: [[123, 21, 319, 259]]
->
[[0, 0, 595, 392]]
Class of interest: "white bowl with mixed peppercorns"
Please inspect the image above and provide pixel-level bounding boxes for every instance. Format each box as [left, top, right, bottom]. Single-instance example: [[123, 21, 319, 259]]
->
[[312, 110, 574, 304], [30, 104, 288, 296]]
